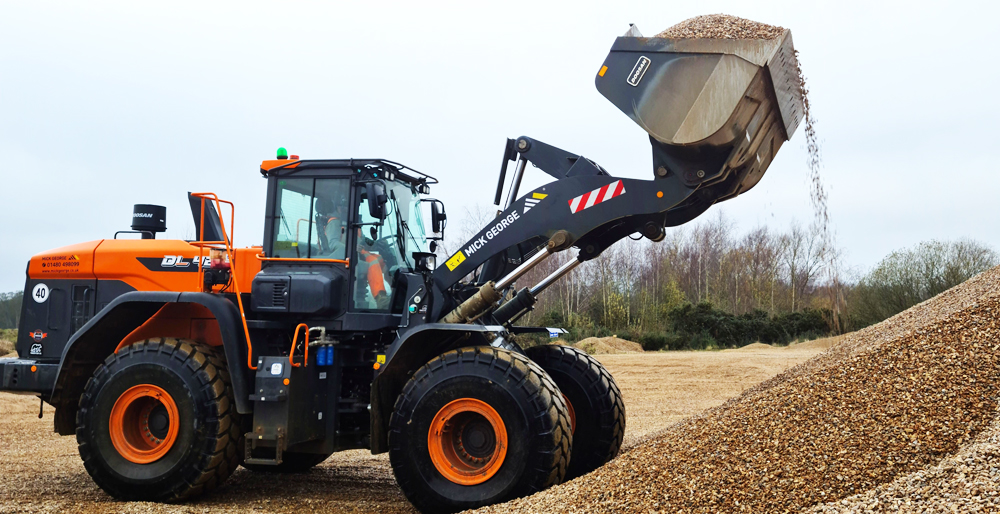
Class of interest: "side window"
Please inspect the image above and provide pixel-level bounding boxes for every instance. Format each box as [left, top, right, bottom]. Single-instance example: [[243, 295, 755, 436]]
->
[[270, 178, 351, 259], [352, 190, 392, 311]]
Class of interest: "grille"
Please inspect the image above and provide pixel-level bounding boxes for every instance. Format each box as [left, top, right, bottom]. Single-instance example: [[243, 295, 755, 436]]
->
[[272, 282, 287, 308]]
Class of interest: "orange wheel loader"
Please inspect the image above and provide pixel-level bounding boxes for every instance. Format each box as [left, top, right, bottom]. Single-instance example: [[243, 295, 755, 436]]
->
[[0, 28, 803, 512]]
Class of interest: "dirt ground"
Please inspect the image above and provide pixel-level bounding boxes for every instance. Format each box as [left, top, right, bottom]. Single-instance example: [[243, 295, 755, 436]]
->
[[0, 344, 826, 513]]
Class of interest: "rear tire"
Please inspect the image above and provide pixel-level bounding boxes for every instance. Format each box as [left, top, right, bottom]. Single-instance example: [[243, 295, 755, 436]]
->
[[388, 346, 572, 513], [76, 338, 240, 501], [525, 344, 625, 480], [241, 451, 332, 473]]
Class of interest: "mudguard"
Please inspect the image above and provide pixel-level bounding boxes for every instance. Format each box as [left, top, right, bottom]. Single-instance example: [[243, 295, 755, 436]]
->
[[50, 291, 251, 435], [369, 323, 512, 454]]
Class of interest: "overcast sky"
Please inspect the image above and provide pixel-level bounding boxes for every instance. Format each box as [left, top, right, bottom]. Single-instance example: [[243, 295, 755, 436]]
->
[[1, 0, 997, 292]]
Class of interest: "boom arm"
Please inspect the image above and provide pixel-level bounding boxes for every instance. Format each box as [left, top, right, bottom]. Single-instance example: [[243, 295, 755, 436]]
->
[[432, 135, 750, 295]]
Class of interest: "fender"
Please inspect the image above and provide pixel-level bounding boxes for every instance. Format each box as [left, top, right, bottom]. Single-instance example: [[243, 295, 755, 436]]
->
[[368, 323, 515, 454], [50, 291, 251, 435]]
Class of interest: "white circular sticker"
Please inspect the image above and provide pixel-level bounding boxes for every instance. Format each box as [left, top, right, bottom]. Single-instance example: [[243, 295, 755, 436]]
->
[[32, 283, 49, 304]]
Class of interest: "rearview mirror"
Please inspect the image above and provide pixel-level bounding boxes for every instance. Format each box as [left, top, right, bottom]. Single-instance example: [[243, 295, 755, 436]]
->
[[431, 201, 447, 233], [366, 182, 387, 220]]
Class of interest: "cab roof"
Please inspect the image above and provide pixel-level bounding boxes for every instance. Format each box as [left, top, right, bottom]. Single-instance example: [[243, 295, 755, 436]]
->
[[259, 158, 437, 187]]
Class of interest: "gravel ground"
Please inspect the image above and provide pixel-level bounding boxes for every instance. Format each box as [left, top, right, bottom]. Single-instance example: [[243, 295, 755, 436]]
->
[[477, 265, 1000, 513], [0, 345, 820, 513]]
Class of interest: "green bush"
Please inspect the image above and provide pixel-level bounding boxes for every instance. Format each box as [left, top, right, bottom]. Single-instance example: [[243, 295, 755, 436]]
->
[[668, 302, 830, 349], [848, 239, 998, 330], [517, 302, 831, 352], [0, 328, 16, 355], [0, 291, 21, 330]]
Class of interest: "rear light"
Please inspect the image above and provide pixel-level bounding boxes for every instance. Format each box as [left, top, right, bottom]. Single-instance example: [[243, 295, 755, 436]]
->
[[210, 249, 231, 270]]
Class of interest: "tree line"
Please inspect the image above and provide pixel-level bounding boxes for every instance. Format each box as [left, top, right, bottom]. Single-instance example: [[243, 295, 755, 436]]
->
[[443, 206, 998, 349], [0, 291, 21, 330], [1, 215, 994, 350]]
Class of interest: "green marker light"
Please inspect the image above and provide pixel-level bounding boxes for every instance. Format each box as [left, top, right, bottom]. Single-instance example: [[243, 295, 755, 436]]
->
[[276, 147, 288, 160]]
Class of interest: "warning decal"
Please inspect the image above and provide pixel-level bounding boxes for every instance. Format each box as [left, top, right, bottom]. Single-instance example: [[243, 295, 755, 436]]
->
[[568, 180, 626, 214], [445, 251, 466, 271]]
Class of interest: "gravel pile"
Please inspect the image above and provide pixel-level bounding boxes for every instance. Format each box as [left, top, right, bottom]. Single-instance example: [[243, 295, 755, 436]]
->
[[479, 265, 1000, 513], [572, 337, 643, 355], [655, 14, 785, 40], [811, 416, 1000, 512]]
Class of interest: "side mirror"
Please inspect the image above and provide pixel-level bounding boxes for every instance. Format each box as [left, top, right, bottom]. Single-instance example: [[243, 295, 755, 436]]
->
[[366, 182, 387, 220], [431, 201, 447, 233]]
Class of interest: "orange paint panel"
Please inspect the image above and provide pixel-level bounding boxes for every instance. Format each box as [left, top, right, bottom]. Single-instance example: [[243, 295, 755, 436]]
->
[[28, 240, 100, 280], [233, 247, 263, 288], [116, 303, 223, 352], [93, 239, 206, 292], [259, 159, 301, 172]]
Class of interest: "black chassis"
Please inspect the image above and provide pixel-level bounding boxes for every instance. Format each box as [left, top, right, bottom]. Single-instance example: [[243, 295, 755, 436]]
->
[[4, 133, 764, 453]]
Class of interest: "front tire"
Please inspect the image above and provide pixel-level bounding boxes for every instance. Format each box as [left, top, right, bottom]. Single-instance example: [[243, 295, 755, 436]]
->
[[525, 344, 625, 480], [76, 338, 240, 501], [388, 346, 572, 513]]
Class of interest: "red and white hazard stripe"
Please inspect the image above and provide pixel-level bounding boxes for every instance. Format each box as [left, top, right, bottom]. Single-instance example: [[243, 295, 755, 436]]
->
[[568, 180, 626, 214]]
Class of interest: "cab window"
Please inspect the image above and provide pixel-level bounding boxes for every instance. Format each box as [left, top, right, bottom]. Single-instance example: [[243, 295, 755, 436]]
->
[[353, 189, 394, 311], [270, 178, 351, 259]]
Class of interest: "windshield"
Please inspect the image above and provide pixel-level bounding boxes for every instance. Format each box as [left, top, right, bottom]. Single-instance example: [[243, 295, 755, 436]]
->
[[357, 180, 430, 271]]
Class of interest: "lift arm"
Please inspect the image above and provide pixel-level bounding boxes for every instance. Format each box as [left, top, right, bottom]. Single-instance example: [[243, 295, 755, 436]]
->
[[431, 135, 736, 295]]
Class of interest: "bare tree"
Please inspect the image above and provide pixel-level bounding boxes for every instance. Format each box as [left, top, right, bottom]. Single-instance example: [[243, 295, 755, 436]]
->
[[780, 222, 826, 311]]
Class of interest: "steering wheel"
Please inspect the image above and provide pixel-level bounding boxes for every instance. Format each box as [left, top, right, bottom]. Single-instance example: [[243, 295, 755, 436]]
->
[[367, 235, 401, 269]]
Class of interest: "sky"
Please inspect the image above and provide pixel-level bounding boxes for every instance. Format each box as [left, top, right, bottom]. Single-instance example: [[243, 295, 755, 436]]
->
[[0, 0, 997, 292]]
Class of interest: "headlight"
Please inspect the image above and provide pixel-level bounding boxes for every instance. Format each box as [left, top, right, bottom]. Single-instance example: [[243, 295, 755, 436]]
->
[[413, 252, 436, 272]]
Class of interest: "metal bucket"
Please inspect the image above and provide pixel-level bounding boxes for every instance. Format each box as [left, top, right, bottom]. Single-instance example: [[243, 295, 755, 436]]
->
[[596, 25, 804, 202]]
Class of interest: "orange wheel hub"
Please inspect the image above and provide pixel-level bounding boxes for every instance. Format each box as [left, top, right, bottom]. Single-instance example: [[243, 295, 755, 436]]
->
[[109, 384, 180, 464], [427, 398, 507, 485], [562, 393, 577, 434]]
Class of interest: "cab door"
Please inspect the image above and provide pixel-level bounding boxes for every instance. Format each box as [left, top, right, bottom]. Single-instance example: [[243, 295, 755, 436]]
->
[[351, 183, 409, 313], [252, 176, 353, 318]]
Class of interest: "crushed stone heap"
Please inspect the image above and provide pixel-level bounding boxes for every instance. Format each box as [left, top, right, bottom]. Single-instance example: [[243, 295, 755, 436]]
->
[[655, 14, 786, 40], [479, 265, 1000, 513]]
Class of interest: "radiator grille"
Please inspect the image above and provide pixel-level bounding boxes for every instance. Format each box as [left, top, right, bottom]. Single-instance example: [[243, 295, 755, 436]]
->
[[272, 282, 287, 308]]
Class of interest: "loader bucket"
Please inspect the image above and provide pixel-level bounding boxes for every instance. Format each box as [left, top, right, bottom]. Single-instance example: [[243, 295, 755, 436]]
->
[[596, 26, 804, 202]]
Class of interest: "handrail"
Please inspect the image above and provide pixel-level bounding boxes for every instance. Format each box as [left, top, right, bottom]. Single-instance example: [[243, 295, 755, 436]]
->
[[190, 192, 258, 370], [255, 252, 350, 267], [289, 323, 309, 368]]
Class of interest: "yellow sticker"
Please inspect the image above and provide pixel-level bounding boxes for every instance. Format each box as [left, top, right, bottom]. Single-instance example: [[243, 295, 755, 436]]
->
[[376, 354, 386, 364], [532, 193, 548, 199], [445, 251, 466, 271]]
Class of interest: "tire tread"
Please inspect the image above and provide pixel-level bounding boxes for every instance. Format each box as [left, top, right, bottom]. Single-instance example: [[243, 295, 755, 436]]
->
[[76, 338, 239, 502]]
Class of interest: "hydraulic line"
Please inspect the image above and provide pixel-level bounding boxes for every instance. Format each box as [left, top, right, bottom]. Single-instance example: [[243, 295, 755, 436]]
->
[[503, 157, 527, 209], [530, 258, 581, 296], [494, 244, 554, 291], [493, 258, 582, 325]]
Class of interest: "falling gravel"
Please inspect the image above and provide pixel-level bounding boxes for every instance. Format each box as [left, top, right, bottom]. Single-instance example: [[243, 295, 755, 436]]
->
[[478, 264, 1000, 513]]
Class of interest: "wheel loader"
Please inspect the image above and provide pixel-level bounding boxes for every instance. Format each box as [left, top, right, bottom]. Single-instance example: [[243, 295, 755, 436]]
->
[[0, 27, 804, 512]]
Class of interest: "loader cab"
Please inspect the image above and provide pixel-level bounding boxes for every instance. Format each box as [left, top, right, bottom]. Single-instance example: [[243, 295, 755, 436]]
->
[[255, 157, 436, 322]]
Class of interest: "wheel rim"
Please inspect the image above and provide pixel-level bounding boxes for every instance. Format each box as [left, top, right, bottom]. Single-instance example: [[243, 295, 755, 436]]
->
[[427, 398, 507, 485], [562, 393, 577, 434], [109, 384, 180, 464]]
